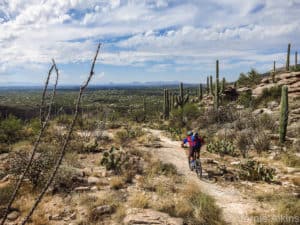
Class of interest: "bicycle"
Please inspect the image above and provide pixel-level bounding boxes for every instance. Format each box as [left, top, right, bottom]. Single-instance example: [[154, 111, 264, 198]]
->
[[188, 150, 202, 179]]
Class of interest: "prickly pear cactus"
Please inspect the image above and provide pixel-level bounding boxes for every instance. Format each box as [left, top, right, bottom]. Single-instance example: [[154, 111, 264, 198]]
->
[[207, 139, 236, 156], [239, 160, 275, 182], [100, 147, 129, 174]]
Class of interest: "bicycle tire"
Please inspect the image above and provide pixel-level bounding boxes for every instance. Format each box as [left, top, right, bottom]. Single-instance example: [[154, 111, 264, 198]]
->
[[195, 160, 202, 178]]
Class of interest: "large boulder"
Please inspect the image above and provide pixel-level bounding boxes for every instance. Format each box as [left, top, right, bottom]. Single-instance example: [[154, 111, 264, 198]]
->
[[124, 208, 183, 225]]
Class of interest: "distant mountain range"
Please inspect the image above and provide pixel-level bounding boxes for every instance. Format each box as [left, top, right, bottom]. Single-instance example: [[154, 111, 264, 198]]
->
[[0, 81, 202, 89]]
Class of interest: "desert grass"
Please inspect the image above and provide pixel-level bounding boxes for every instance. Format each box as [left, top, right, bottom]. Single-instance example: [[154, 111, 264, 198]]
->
[[109, 176, 125, 190], [128, 192, 149, 209]]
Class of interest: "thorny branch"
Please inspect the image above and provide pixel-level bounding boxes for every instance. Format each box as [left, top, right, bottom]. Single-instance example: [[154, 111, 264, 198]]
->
[[21, 43, 101, 225], [0, 60, 59, 225]]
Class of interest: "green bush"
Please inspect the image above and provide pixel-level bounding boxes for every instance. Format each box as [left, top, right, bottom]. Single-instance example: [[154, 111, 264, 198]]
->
[[237, 90, 253, 108], [237, 69, 261, 87], [170, 103, 199, 129], [254, 85, 282, 107], [52, 165, 78, 193], [0, 115, 23, 144], [0, 184, 14, 206]]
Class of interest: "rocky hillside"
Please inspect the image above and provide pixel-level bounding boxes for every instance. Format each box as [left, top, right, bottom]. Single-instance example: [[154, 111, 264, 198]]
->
[[253, 71, 300, 100]]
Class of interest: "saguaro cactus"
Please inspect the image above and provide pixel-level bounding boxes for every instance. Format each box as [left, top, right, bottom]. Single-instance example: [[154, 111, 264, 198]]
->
[[169, 91, 172, 111], [295, 51, 298, 67], [272, 61, 276, 83], [198, 83, 203, 100], [209, 75, 213, 95], [286, 43, 291, 71], [176, 82, 189, 108], [207, 76, 209, 94], [279, 85, 289, 143], [214, 60, 220, 109], [221, 77, 226, 93], [163, 89, 170, 119]]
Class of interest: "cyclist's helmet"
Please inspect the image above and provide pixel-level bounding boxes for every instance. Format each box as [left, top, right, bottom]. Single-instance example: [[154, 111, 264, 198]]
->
[[187, 131, 193, 136]]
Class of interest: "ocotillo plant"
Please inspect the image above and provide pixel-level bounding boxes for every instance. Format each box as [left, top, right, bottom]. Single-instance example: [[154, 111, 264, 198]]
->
[[214, 60, 220, 109], [209, 75, 213, 95], [20, 43, 101, 225], [176, 82, 189, 108], [1, 60, 59, 225], [286, 43, 291, 71], [272, 61, 276, 83], [163, 89, 170, 119], [279, 85, 289, 144], [206, 76, 209, 94], [198, 83, 203, 100]]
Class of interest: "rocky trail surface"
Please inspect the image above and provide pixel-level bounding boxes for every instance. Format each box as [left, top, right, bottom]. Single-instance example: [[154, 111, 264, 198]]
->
[[147, 129, 262, 225]]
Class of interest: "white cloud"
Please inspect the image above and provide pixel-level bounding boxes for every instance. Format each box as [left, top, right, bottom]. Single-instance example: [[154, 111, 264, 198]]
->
[[0, 0, 299, 82]]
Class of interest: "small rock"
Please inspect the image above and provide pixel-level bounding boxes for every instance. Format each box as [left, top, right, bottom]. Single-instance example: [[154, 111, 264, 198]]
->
[[101, 171, 107, 177], [74, 186, 90, 192], [88, 176, 100, 185], [267, 101, 279, 109], [69, 212, 77, 220], [92, 205, 113, 216], [230, 161, 241, 165], [49, 214, 63, 221], [124, 209, 183, 225], [7, 211, 20, 221], [79, 155, 87, 159], [91, 186, 98, 192]]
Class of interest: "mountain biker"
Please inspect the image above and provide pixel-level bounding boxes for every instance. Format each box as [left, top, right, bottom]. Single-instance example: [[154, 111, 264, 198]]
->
[[182, 131, 196, 169], [194, 132, 204, 160]]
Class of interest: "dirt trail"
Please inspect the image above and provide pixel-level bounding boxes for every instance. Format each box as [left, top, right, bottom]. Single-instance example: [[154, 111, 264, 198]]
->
[[148, 129, 259, 225]]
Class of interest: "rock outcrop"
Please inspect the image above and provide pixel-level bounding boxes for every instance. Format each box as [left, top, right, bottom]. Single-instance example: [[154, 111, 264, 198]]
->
[[253, 71, 300, 99], [124, 208, 183, 225]]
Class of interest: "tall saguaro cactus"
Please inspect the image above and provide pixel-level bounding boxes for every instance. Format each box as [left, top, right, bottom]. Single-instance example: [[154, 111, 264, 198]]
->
[[209, 75, 213, 95], [176, 82, 189, 108], [279, 85, 289, 143], [221, 77, 226, 93], [295, 51, 298, 67], [198, 83, 203, 100], [272, 61, 276, 83], [214, 60, 220, 109], [163, 89, 170, 119], [169, 91, 172, 111], [286, 43, 291, 71], [206, 76, 209, 94]]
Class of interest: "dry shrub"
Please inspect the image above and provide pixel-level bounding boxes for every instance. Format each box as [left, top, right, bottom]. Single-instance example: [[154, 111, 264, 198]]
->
[[152, 197, 175, 216], [174, 198, 194, 218], [9, 147, 58, 188], [180, 183, 225, 225], [199, 105, 238, 126], [235, 129, 253, 158], [146, 160, 178, 177], [109, 176, 125, 190], [129, 192, 149, 209], [113, 205, 126, 222], [52, 165, 79, 193], [253, 131, 271, 154], [84, 192, 121, 223]]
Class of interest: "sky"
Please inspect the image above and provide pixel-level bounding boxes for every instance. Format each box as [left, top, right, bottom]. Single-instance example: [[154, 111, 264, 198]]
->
[[0, 0, 300, 85]]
